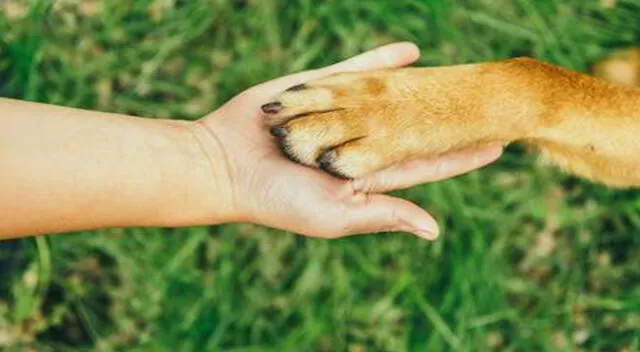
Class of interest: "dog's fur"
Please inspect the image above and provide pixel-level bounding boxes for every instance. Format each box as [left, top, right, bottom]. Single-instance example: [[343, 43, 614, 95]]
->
[[263, 48, 640, 187]]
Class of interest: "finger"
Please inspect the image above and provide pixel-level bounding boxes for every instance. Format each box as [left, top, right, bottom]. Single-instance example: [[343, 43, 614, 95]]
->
[[250, 42, 420, 101], [351, 144, 503, 194], [324, 41, 420, 73], [341, 194, 439, 240]]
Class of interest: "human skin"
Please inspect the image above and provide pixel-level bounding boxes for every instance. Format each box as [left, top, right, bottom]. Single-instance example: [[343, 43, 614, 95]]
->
[[0, 42, 502, 240]]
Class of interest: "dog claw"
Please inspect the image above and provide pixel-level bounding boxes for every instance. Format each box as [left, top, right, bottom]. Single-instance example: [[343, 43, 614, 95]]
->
[[285, 84, 307, 92], [317, 150, 349, 178], [261, 102, 283, 114], [270, 126, 288, 137]]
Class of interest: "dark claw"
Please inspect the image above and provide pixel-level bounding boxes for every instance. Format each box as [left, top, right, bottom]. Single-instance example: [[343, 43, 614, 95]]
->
[[270, 126, 289, 137], [317, 150, 336, 169], [261, 102, 283, 114], [317, 150, 349, 179], [286, 83, 307, 92]]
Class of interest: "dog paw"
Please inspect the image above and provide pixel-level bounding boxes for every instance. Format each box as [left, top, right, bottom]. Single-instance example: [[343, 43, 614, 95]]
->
[[262, 62, 533, 178], [262, 70, 434, 178]]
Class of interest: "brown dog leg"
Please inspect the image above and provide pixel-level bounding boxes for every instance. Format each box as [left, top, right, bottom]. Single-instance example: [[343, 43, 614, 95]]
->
[[264, 57, 640, 187]]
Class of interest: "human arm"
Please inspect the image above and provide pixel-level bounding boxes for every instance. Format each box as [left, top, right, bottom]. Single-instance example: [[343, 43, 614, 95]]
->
[[0, 98, 226, 237], [0, 43, 502, 240]]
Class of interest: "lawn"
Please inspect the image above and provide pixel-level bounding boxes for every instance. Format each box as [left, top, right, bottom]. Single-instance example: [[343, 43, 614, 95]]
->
[[0, 0, 639, 351]]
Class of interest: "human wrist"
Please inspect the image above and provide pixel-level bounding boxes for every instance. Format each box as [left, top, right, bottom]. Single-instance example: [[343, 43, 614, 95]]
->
[[139, 118, 239, 228]]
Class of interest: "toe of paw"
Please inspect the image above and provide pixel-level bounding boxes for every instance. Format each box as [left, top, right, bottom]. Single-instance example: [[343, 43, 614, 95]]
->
[[273, 132, 323, 166], [274, 138, 303, 164], [278, 88, 334, 109]]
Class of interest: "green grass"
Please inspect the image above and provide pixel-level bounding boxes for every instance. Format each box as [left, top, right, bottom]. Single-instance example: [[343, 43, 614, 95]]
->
[[1, 0, 640, 351]]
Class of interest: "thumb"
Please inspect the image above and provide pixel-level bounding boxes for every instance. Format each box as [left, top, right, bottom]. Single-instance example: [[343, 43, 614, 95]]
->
[[342, 194, 440, 240], [247, 42, 420, 102]]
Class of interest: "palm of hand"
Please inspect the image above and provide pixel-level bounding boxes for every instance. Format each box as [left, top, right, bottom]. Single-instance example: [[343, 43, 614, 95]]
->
[[202, 88, 379, 238], [199, 43, 502, 239]]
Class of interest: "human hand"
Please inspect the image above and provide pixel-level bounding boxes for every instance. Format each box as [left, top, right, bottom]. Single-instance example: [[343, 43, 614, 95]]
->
[[196, 42, 502, 240]]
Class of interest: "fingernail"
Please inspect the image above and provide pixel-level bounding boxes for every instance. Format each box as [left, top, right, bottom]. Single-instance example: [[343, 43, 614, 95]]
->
[[413, 218, 439, 240], [261, 102, 283, 114], [414, 229, 439, 240]]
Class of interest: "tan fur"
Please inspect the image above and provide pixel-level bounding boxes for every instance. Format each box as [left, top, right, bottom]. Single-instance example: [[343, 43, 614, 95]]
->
[[265, 50, 640, 187]]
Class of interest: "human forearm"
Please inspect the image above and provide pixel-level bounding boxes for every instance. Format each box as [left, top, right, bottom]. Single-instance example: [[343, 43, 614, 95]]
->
[[0, 98, 230, 238]]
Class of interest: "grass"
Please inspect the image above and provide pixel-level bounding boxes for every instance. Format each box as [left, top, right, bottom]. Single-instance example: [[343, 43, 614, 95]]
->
[[1, 0, 640, 350]]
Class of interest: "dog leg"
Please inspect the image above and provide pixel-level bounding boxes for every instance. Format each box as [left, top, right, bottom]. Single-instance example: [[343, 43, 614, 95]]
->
[[264, 57, 640, 187]]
